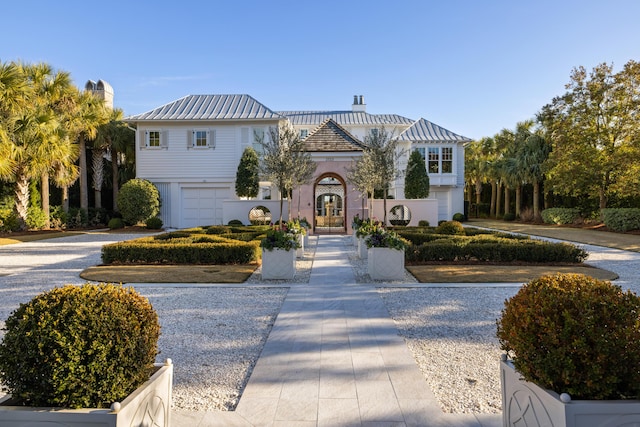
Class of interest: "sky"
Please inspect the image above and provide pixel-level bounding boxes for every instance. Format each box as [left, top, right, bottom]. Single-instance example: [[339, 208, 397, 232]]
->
[[2, 0, 639, 140]]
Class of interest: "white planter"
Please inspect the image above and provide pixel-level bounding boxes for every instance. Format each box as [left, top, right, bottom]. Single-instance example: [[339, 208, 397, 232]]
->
[[501, 357, 640, 427], [367, 247, 405, 280], [261, 248, 296, 279], [296, 234, 304, 258], [303, 233, 309, 249], [357, 237, 368, 259], [0, 360, 173, 427]]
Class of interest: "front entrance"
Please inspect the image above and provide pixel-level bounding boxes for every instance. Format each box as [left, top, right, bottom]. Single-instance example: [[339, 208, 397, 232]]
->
[[314, 174, 346, 234]]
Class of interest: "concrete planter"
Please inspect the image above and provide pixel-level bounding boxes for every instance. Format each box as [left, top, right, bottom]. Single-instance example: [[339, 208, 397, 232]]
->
[[261, 248, 296, 280], [0, 360, 173, 427], [501, 357, 640, 427], [367, 247, 405, 280], [296, 234, 304, 258], [357, 237, 368, 259]]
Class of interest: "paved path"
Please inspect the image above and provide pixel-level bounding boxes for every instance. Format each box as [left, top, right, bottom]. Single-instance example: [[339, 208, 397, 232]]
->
[[175, 236, 500, 426]]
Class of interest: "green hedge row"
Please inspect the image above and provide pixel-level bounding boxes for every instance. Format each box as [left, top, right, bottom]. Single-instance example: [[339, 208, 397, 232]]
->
[[102, 241, 260, 264], [541, 207, 581, 225], [396, 228, 528, 246], [601, 208, 640, 232], [406, 238, 587, 264]]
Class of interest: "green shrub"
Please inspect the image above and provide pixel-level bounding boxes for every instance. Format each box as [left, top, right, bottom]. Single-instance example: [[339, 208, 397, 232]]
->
[[108, 217, 125, 229], [0, 283, 160, 408], [435, 220, 465, 235], [117, 179, 160, 225], [66, 207, 88, 228], [205, 226, 232, 234], [601, 208, 640, 232], [26, 206, 47, 229], [503, 212, 516, 221], [228, 219, 244, 226], [452, 212, 465, 222], [541, 207, 581, 225], [145, 216, 163, 230], [0, 207, 19, 232], [418, 220, 430, 227], [497, 274, 640, 400], [49, 205, 68, 229]]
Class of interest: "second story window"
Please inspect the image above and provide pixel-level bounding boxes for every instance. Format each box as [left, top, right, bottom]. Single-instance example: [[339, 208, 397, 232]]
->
[[300, 129, 308, 139], [442, 147, 453, 173], [188, 129, 214, 149], [148, 131, 161, 147], [428, 147, 439, 173], [194, 130, 208, 147]]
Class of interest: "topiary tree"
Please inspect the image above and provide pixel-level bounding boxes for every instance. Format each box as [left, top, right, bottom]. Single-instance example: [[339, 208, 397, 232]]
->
[[235, 146, 260, 199], [0, 283, 160, 408], [404, 149, 430, 199], [117, 178, 160, 225]]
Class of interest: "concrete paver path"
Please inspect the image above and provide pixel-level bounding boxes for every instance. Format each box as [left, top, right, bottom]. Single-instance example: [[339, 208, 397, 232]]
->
[[175, 236, 499, 426]]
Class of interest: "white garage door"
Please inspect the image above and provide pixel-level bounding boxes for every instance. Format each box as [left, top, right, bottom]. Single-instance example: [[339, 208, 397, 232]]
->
[[181, 187, 229, 228]]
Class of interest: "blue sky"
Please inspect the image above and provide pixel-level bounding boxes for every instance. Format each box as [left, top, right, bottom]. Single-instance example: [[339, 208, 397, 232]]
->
[[2, 0, 638, 140]]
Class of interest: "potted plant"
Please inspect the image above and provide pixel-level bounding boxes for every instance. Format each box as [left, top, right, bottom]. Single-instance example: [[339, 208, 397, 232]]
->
[[260, 225, 300, 279], [354, 218, 381, 259], [364, 226, 409, 280], [286, 219, 306, 258], [496, 273, 640, 427], [0, 283, 172, 427]]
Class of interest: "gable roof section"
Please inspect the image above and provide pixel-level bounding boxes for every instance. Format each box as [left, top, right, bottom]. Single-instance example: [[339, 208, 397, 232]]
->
[[398, 118, 471, 143], [280, 110, 413, 126], [304, 118, 366, 152], [126, 94, 283, 121]]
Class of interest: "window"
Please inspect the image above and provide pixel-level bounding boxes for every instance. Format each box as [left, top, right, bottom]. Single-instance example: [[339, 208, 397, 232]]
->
[[253, 128, 265, 154], [147, 131, 161, 147], [428, 147, 439, 173], [415, 147, 425, 159], [188, 129, 214, 149], [300, 129, 308, 139], [442, 147, 453, 173]]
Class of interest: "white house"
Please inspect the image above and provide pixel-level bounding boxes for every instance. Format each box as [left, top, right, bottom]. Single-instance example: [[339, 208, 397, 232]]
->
[[125, 94, 471, 232]]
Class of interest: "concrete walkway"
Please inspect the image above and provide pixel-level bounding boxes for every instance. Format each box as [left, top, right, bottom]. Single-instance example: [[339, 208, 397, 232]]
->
[[174, 236, 501, 426]]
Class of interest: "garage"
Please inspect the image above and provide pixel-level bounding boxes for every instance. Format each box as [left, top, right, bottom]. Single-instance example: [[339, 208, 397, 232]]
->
[[180, 187, 229, 228]]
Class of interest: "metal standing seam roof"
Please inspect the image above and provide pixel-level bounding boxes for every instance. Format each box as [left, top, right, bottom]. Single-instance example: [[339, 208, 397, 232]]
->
[[125, 94, 284, 121], [398, 118, 472, 142], [303, 118, 366, 152], [279, 111, 414, 126]]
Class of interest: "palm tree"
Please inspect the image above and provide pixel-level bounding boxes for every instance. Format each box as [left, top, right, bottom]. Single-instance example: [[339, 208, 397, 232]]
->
[[516, 123, 550, 221]]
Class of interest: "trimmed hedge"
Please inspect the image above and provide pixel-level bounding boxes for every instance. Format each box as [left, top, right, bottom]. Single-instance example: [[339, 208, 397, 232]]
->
[[406, 238, 587, 264], [541, 207, 581, 225], [601, 208, 640, 232], [102, 241, 260, 264]]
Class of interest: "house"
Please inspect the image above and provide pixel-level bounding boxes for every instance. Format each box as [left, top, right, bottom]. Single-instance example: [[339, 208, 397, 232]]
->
[[125, 94, 471, 232]]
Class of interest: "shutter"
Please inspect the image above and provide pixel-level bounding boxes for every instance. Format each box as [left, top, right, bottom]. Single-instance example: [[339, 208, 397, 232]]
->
[[210, 129, 215, 149], [187, 130, 193, 148], [139, 130, 146, 149], [161, 131, 168, 148]]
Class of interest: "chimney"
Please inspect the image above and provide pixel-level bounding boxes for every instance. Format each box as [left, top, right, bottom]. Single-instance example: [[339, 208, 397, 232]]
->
[[352, 94, 366, 112]]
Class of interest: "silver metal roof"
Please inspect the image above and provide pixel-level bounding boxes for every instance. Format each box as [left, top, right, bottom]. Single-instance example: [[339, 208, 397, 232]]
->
[[398, 118, 471, 142], [126, 94, 283, 121], [279, 111, 414, 126]]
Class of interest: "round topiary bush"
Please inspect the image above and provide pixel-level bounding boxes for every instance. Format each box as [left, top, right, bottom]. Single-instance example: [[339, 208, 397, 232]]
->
[[145, 216, 163, 230], [503, 212, 516, 221], [108, 217, 124, 229], [117, 179, 160, 225], [0, 283, 160, 408], [497, 273, 640, 400], [452, 212, 465, 222], [417, 220, 430, 227], [228, 219, 244, 226], [435, 220, 465, 235]]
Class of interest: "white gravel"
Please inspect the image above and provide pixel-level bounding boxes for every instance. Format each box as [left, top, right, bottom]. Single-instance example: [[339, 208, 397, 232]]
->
[[1, 231, 639, 415]]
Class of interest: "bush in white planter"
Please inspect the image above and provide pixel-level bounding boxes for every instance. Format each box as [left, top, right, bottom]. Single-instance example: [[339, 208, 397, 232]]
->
[[364, 227, 409, 280], [260, 225, 300, 279], [0, 283, 162, 409], [497, 273, 640, 426]]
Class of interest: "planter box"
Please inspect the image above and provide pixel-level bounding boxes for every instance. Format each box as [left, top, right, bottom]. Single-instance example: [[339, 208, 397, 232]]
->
[[357, 237, 368, 259], [261, 248, 296, 279], [0, 360, 173, 427], [367, 247, 405, 280], [296, 234, 304, 258], [501, 357, 640, 427]]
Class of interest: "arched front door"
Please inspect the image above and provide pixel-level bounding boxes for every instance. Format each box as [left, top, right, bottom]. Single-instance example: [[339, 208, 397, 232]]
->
[[314, 174, 346, 234]]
